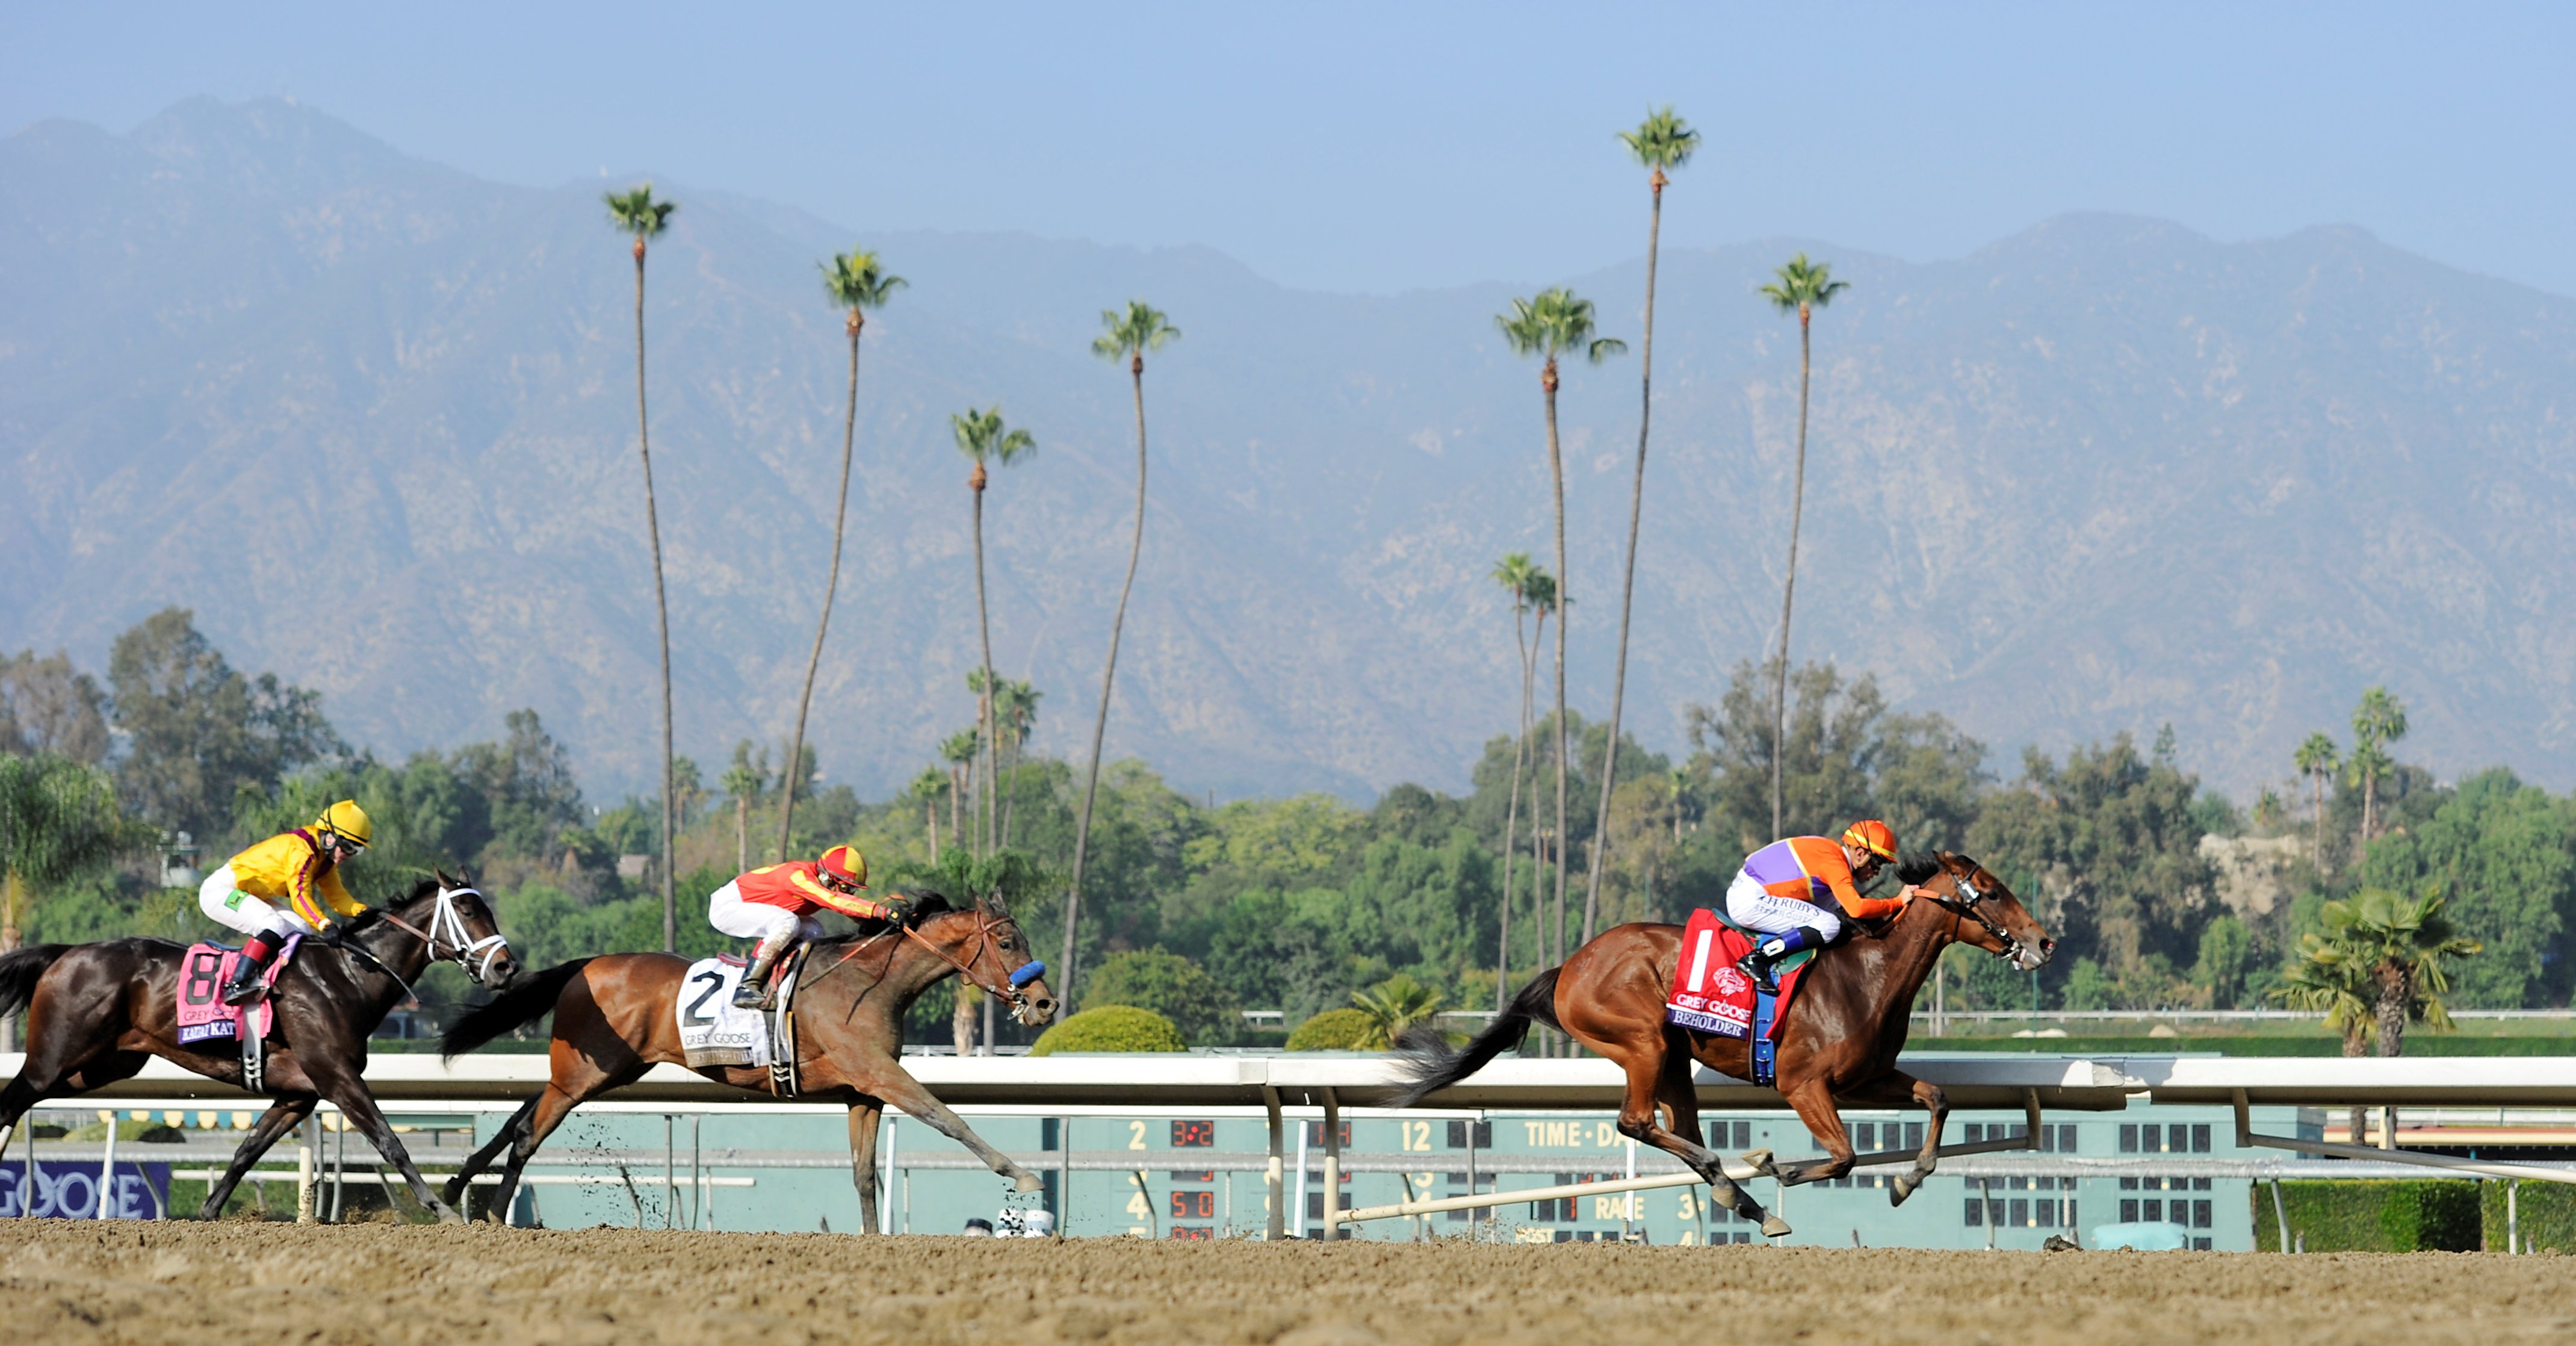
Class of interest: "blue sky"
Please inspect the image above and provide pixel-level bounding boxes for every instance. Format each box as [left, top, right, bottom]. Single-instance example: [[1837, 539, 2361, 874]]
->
[[7, 1, 2574, 296]]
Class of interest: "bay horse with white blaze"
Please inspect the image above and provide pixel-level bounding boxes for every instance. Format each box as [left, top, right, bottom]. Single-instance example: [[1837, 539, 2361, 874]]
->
[[0, 875, 519, 1220], [1396, 852, 2050, 1237], [438, 892, 1057, 1227]]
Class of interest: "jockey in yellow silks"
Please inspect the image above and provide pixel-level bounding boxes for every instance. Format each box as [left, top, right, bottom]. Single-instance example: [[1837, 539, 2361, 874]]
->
[[197, 800, 373, 1004]]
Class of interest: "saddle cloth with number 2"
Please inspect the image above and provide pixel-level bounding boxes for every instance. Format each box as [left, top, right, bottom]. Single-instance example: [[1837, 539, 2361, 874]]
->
[[677, 955, 772, 1068]]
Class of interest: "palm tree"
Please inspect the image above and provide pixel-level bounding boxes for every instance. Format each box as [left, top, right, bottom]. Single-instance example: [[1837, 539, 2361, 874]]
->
[[1349, 973, 1447, 1050], [1667, 766, 1693, 845], [776, 249, 904, 862], [1490, 552, 1538, 1011], [951, 407, 1036, 857], [994, 677, 1041, 849], [2293, 731, 2338, 870], [1063, 300, 1181, 1004], [2348, 686, 2408, 845], [1757, 253, 1850, 838], [2320, 887, 2479, 1059], [938, 728, 981, 851], [720, 740, 769, 874], [1582, 106, 1701, 948], [908, 766, 949, 860], [605, 182, 681, 951], [1494, 288, 1624, 970], [1525, 571, 1560, 970]]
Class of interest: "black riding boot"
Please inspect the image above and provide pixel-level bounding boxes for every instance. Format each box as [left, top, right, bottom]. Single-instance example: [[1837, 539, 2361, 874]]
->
[[221, 934, 282, 1006], [732, 946, 784, 1011]]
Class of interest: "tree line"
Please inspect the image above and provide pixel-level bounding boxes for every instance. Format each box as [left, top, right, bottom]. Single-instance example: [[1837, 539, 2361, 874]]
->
[[8, 612, 2568, 1047]]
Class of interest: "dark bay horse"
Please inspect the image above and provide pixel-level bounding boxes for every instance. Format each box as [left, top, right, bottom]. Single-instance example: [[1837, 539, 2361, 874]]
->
[[1396, 852, 2051, 1236], [0, 875, 519, 1220], [438, 892, 1057, 1228]]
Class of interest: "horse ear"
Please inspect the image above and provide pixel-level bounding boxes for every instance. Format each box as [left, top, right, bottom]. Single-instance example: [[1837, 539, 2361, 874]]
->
[[433, 866, 453, 889]]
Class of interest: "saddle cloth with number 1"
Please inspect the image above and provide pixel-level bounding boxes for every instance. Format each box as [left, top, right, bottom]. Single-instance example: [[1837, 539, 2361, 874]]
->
[[676, 955, 772, 1068], [1665, 908, 1812, 1040]]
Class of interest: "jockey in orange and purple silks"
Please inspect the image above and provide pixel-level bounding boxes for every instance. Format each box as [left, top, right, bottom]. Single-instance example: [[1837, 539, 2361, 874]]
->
[[1726, 820, 1927, 992]]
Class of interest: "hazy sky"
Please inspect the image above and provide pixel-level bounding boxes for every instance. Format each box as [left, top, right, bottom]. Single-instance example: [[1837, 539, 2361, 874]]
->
[[7, 2, 2572, 297]]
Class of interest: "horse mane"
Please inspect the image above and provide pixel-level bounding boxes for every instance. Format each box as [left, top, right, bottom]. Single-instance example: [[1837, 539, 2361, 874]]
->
[[846, 887, 958, 937], [1893, 853, 1943, 885], [342, 876, 447, 937]]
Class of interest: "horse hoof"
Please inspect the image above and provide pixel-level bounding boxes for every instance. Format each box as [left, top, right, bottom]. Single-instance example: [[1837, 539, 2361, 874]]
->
[[1890, 1173, 1919, 1207], [1760, 1214, 1792, 1238], [1739, 1148, 1777, 1178], [1012, 1173, 1044, 1194]]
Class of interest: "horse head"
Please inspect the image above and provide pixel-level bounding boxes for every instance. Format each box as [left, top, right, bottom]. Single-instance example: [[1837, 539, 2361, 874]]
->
[[421, 869, 519, 988], [915, 892, 1057, 1027], [1917, 852, 2053, 971]]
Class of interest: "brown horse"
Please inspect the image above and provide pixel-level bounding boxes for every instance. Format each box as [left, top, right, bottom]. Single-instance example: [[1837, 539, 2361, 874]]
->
[[1396, 852, 2050, 1236], [438, 892, 1057, 1227], [0, 875, 520, 1220]]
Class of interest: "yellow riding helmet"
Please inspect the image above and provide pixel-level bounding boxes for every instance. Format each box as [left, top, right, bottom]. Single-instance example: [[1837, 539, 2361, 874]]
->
[[314, 799, 374, 851]]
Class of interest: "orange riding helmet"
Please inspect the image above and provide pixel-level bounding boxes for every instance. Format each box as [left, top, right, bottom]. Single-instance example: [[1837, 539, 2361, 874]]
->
[[1841, 819, 1897, 863]]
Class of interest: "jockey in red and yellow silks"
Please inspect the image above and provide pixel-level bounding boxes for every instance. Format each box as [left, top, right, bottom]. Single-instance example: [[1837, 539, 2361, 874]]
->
[[197, 800, 373, 1005], [706, 845, 913, 1009], [1726, 820, 1922, 991]]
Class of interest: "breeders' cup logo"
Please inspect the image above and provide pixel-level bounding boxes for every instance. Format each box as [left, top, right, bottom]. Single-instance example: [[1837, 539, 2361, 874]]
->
[[1711, 965, 1750, 998]]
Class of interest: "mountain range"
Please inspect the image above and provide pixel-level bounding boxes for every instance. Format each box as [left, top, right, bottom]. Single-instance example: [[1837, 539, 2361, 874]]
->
[[5, 97, 2571, 804]]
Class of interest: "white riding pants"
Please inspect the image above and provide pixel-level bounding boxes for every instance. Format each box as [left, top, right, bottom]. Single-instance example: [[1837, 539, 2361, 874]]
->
[[1724, 872, 1844, 943], [197, 865, 319, 940], [707, 881, 822, 954]]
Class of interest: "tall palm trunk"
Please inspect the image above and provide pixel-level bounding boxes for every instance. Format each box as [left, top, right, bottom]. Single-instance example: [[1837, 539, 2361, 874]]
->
[[734, 794, 749, 873], [1496, 602, 1532, 1011], [924, 796, 940, 858], [2311, 769, 2326, 870], [1541, 357, 1571, 991], [1064, 353, 1151, 1004], [2361, 773, 2378, 848], [631, 240, 678, 952], [970, 467, 997, 858], [2342, 1014, 2370, 1145], [1582, 167, 1669, 945], [776, 313, 866, 862], [1769, 304, 1814, 838]]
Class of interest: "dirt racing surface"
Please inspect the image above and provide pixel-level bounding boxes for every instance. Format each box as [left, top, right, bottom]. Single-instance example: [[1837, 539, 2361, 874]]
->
[[4, 1222, 2574, 1345]]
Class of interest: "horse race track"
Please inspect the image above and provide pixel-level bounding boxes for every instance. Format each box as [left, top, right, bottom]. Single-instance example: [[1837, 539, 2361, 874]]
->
[[4, 1223, 2573, 1344]]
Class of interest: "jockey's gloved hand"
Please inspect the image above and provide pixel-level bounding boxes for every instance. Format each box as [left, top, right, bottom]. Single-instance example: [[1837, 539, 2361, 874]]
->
[[878, 892, 919, 925]]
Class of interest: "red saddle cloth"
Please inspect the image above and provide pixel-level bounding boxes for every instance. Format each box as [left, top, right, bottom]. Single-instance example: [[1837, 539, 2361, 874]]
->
[[1666, 909, 1809, 1040], [172, 939, 296, 1046]]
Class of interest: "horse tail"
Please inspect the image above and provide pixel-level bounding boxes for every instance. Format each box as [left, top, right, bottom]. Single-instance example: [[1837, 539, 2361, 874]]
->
[[441, 958, 592, 1061], [0, 944, 71, 1020], [1387, 966, 1561, 1108]]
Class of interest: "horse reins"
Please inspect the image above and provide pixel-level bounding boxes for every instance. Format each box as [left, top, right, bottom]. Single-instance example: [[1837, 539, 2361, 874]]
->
[[807, 909, 1045, 1013]]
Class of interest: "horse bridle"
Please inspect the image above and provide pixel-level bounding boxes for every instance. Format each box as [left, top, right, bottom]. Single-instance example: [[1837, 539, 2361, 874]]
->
[[814, 907, 1047, 1014], [1922, 866, 2028, 965], [902, 908, 1047, 1015], [373, 885, 513, 987]]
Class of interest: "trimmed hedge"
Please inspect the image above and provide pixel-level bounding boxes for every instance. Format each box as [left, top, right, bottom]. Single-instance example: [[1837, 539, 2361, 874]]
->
[[1028, 1005, 1187, 1055], [2483, 1178, 2576, 1254], [2249, 1180, 2481, 1251], [1287, 1007, 1376, 1051]]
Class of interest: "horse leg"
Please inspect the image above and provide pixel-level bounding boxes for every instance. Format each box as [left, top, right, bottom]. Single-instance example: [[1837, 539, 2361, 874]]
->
[[443, 1097, 537, 1210], [309, 1071, 461, 1223], [198, 1095, 317, 1219], [1644, 1044, 1789, 1236], [856, 1068, 1041, 1192], [1769, 1076, 1857, 1188], [488, 1076, 624, 1224], [1841, 1070, 1948, 1206], [847, 1099, 884, 1234]]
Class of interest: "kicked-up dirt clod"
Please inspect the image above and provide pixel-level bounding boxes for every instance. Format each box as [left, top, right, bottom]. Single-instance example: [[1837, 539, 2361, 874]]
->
[[3, 1221, 2574, 1345]]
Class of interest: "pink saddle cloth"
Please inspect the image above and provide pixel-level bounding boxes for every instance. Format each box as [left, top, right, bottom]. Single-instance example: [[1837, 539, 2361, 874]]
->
[[173, 937, 298, 1046]]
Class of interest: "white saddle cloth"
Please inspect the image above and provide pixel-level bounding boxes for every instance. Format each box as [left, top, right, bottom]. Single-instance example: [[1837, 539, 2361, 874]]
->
[[676, 957, 771, 1067]]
